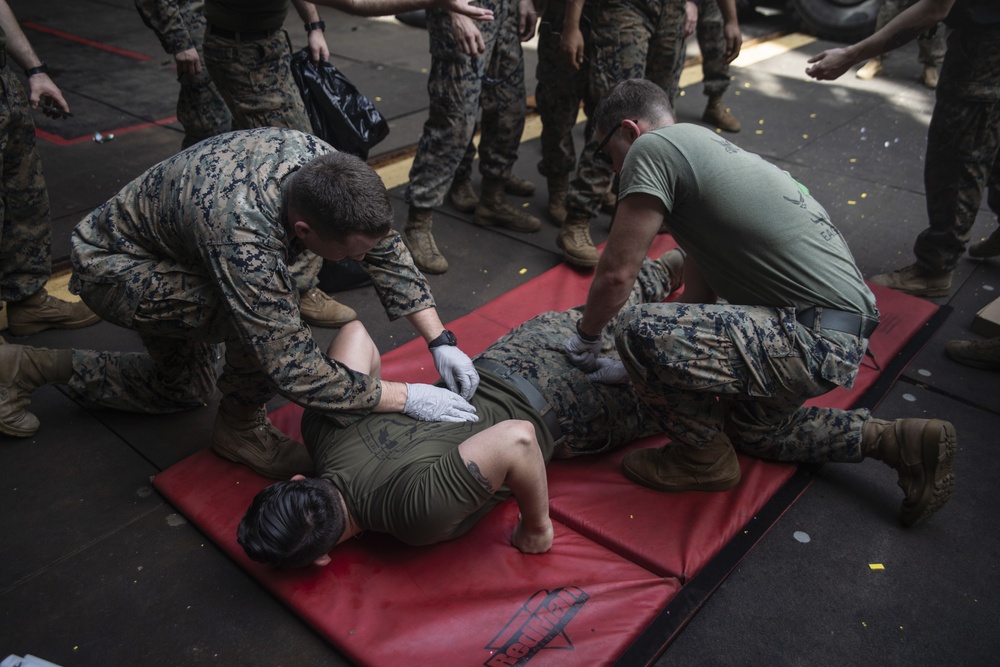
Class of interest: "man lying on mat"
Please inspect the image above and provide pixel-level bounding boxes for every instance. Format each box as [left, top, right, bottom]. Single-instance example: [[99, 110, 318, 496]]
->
[[238, 249, 954, 569]]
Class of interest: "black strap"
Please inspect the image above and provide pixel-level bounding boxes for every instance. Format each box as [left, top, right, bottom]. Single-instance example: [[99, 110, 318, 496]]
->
[[796, 306, 879, 339], [474, 359, 563, 442]]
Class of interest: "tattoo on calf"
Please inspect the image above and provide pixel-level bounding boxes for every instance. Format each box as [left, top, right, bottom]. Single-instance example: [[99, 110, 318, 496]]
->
[[466, 461, 494, 492]]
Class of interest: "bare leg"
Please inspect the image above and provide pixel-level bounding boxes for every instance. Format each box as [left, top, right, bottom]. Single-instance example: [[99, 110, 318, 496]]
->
[[324, 320, 381, 378]]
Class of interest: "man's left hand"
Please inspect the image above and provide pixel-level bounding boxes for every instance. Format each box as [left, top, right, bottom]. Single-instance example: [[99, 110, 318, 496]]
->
[[431, 345, 480, 399]]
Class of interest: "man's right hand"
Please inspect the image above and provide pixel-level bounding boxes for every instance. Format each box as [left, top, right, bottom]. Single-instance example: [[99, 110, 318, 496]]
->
[[403, 383, 479, 422], [564, 332, 602, 373]]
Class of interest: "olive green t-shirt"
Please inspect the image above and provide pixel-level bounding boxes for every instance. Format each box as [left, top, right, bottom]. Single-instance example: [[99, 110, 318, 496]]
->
[[619, 124, 877, 317], [302, 371, 556, 546], [204, 0, 289, 32]]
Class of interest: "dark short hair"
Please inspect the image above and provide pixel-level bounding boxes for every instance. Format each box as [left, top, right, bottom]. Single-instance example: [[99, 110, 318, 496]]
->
[[593, 78, 675, 136], [237, 477, 346, 569], [286, 152, 393, 241]]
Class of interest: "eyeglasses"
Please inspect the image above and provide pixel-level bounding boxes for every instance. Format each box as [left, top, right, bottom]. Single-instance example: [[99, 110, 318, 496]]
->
[[594, 124, 623, 165]]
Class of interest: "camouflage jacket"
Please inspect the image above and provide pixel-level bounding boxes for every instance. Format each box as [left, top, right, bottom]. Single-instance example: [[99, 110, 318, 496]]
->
[[71, 128, 436, 420]]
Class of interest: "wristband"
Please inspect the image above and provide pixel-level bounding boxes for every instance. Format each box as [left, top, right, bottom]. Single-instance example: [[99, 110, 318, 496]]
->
[[304, 20, 326, 32], [25, 63, 49, 77], [576, 320, 601, 343]]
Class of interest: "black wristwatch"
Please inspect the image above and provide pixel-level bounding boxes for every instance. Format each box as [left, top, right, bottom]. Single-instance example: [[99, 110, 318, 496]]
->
[[428, 329, 457, 349], [304, 20, 326, 32]]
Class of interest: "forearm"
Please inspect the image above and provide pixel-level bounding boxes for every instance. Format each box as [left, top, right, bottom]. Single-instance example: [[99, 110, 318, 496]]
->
[[292, 0, 322, 22], [562, 0, 584, 30], [578, 266, 638, 338], [314, 0, 435, 17], [843, 0, 952, 64], [0, 1, 43, 70], [373, 379, 408, 412], [405, 307, 446, 342], [715, 0, 736, 24]]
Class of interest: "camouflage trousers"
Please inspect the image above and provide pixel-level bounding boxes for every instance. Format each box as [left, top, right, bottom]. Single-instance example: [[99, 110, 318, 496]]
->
[[475, 255, 675, 457], [916, 27, 1000, 273], [68, 261, 295, 412], [534, 0, 598, 179], [566, 0, 688, 220], [0, 65, 52, 305], [615, 302, 869, 463], [406, 0, 526, 207], [697, 0, 732, 97], [875, 0, 946, 67], [202, 31, 322, 291], [135, 0, 232, 148]]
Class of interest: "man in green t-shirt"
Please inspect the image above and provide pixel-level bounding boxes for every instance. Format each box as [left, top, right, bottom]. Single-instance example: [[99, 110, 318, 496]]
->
[[565, 78, 955, 528]]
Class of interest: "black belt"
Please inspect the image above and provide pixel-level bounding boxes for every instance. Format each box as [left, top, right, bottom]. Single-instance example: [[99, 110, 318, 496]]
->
[[474, 359, 563, 442], [797, 307, 879, 339], [208, 25, 280, 42]]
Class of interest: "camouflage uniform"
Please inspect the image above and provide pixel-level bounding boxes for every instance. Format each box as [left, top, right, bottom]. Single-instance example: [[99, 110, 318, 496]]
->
[[0, 56, 54, 304], [615, 303, 869, 463], [135, 0, 232, 148], [915, 11, 1000, 272], [564, 0, 688, 221], [533, 0, 599, 181], [875, 0, 946, 67], [405, 0, 526, 208], [477, 255, 673, 457], [696, 0, 732, 98], [201, 1, 321, 291], [67, 129, 435, 421]]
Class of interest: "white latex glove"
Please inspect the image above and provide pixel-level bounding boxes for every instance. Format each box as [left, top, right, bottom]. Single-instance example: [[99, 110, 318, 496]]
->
[[565, 333, 603, 373], [403, 383, 479, 422], [587, 359, 630, 384], [431, 345, 480, 399]]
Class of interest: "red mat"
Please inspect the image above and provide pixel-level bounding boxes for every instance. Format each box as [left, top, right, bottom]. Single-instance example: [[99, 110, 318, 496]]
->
[[154, 235, 939, 665]]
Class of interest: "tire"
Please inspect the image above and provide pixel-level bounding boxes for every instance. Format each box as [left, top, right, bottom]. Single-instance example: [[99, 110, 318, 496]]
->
[[788, 0, 879, 42]]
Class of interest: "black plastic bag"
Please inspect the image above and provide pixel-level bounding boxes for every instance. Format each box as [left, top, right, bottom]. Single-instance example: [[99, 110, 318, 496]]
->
[[290, 49, 389, 159]]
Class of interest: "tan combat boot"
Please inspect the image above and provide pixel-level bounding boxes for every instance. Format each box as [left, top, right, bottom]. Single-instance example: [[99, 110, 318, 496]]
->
[[448, 178, 478, 213], [862, 418, 956, 526], [298, 288, 357, 328], [557, 215, 599, 268], [855, 57, 884, 80], [921, 65, 939, 90], [547, 175, 569, 225], [702, 94, 741, 133], [211, 400, 313, 480], [0, 344, 73, 437], [505, 173, 536, 197], [621, 433, 741, 492], [969, 229, 1000, 258], [6, 288, 101, 337], [473, 177, 541, 232], [403, 206, 448, 274], [945, 337, 1000, 370], [656, 247, 686, 294], [870, 263, 952, 297]]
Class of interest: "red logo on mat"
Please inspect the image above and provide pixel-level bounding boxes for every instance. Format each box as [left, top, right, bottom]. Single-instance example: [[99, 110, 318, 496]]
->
[[483, 587, 590, 666]]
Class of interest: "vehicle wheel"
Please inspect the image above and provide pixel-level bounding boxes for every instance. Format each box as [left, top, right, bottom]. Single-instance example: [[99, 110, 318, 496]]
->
[[788, 0, 879, 42]]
